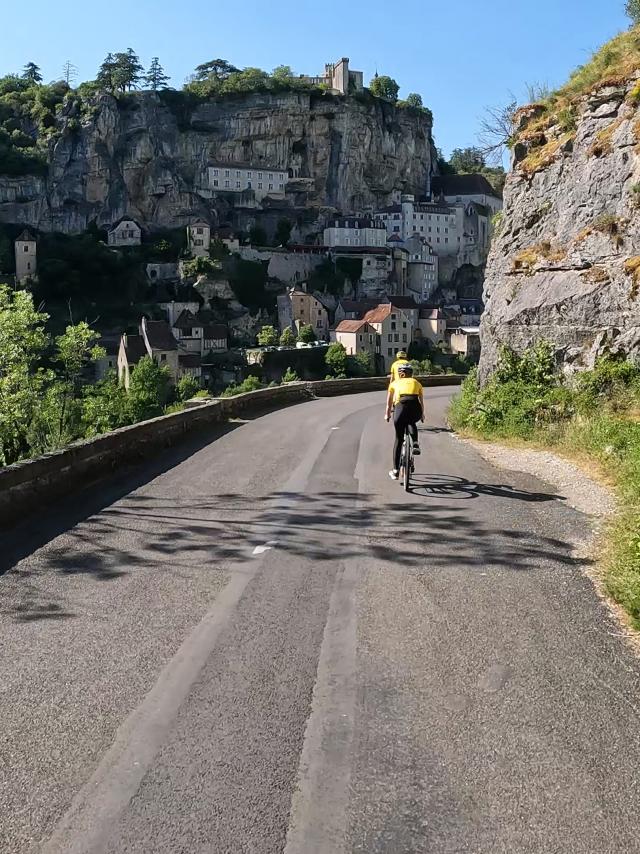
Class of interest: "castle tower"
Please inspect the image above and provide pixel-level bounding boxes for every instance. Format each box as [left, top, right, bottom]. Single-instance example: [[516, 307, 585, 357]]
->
[[14, 229, 37, 282]]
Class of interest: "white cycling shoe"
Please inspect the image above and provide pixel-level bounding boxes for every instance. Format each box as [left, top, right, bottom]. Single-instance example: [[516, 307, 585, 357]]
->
[[389, 469, 399, 480]]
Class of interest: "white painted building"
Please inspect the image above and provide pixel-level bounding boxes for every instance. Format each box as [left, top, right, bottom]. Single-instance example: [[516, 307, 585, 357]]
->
[[187, 220, 211, 257], [207, 162, 288, 202], [376, 195, 458, 256], [323, 216, 387, 248], [387, 234, 439, 302], [108, 219, 142, 247], [14, 229, 37, 282]]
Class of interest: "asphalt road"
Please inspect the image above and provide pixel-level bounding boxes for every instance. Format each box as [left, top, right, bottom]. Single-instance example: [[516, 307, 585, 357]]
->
[[3, 388, 640, 853]]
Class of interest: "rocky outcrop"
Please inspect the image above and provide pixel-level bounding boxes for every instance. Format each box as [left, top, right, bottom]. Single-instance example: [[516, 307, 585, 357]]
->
[[0, 91, 434, 234], [480, 77, 640, 379]]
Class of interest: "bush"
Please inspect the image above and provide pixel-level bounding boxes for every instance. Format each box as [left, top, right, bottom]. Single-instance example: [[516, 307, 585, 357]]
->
[[279, 327, 296, 347], [325, 342, 347, 376], [257, 325, 279, 346], [347, 351, 374, 377], [176, 375, 201, 401], [282, 367, 299, 383], [220, 375, 262, 397], [297, 324, 316, 344]]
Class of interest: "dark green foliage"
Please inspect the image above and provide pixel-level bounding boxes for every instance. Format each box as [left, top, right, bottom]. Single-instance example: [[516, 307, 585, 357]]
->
[[274, 218, 292, 246], [220, 375, 262, 397], [22, 63, 42, 85], [626, 0, 640, 23], [279, 327, 296, 346], [282, 367, 299, 382], [81, 372, 129, 436], [369, 75, 399, 102], [127, 356, 171, 420], [176, 375, 200, 401], [228, 258, 272, 310], [308, 258, 349, 296], [248, 224, 268, 246], [145, 57, 170, 91], [257, 325, 279, 346], [450, 146, 486, 173], [325, 342, 347, 376], [347, 351, 374, 377], [297, 324, 316, 344]]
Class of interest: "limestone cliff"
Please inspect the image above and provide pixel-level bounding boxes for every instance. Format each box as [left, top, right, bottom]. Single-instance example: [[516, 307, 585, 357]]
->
[[0, 90, 434, 234], [480, 62, 640, 378]]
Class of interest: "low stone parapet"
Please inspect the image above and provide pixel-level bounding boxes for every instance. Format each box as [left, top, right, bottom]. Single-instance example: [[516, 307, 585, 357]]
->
[[0, 376, 463, 526]]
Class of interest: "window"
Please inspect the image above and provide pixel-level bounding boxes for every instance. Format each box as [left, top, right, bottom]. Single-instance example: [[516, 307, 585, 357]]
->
[[393, 226, 400, 233], [394, 333, 399, 342], [225, 170, 230, 177], [196, 228, 202, 234], [420, 226, 424, 232], [391, 313, 396, 320], [213, 169, 219, 176], [258, 182, 263, 189], [213, 179, 219, 187], [225, 180, 230, 188], [391, 321, 396, 330], [445, 228, 448, 234], [247, 171, 252, 178], [402, 321, 407, 328], [236, 181, 241, 188], [160, 354, 167, 362], [445, 238, 449, 244], [359, 334, 363, 342], [269, 173, 273, 179], [258, 172, 263, 179], [247, 181, 252, 189], [388, 348, 393, 356], [387, 334, 392, 342], [269, 183, 274, 190], [236, 170, 241, 177], [24, 245, 29, 252], [279, 183, 284, 189], [194, 239, 203, 246]]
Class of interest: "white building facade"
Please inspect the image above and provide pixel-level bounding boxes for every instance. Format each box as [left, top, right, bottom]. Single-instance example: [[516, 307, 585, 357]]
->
[[377, 196, 458, 256], [14, 229, 37, 282], [187, 220, 211, 257], [323, 216, 387, 248], [108, 219, 142, 247], [207, 163, 288, 201]]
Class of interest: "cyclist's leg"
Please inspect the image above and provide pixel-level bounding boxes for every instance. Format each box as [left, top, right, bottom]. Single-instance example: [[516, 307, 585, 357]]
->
[[392, 404, 407, 472]]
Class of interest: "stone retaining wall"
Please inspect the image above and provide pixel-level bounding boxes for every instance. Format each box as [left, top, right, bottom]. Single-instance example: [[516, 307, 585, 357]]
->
[[0, 376, 462, 526]]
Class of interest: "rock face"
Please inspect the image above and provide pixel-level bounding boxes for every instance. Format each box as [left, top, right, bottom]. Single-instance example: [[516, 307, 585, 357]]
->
[[0, 91, 435, 233], [480, 78, 640, 379]]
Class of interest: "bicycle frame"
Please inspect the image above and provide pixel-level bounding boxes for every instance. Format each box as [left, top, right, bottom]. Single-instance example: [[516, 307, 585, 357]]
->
[[399, 424, 414, 492]]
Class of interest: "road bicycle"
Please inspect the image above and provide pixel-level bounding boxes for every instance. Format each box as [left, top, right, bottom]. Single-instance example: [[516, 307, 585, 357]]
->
[[399, 425, 415, 492]]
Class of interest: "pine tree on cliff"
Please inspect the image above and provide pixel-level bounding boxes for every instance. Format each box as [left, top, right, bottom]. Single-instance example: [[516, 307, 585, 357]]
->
[[97, 53, 117, 92], [145, 57, 170, 91], [112, 49, 144, 92], [22, 63, 42, 85], [194, 59, 238, 82]]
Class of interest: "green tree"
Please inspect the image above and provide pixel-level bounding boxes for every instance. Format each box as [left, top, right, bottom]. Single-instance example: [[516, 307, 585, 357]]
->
[[348, 351, 374, 377], [450, 147, 486, 173], [112, 49, 144, 92], [22, 62, 43, 85], [248, 224, 268, 245], [405, 93, 423, 108], [627, 0, 640, 21], [41, 322, 105, 450], [127, 356, 172, 421], [96, 53, 117, 91], [194, 58, 239, 82], [274, 218, 292, 246], [0, 286, 49, 465], [145, 57, 170, 90], [279, 327, 296, 347], [176, 374, 200, 401], [325, 342, 347, 376], [257, 325, 279, 346], [297, 324, 316, 344], [369, 74, 399, 102], [272, 65, 294, 81], [81, 373, 129, 437], [221, 67, 270, 94]]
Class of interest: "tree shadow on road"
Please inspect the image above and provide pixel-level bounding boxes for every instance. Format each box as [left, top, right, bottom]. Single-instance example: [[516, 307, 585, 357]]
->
[[1, 477, 587, 622]]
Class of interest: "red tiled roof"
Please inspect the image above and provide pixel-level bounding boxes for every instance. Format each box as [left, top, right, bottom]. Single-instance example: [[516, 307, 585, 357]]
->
[[363, 304, 392, 325], [335, 319, 368, 333]]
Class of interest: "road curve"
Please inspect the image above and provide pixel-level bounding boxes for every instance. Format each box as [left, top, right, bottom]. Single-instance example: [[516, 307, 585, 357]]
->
[[2, 388, 640, 854]]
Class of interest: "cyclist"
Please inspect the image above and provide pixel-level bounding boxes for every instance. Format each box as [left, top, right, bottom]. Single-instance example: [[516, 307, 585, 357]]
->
[[389, 350, 411, 383], [385, 363, 424, 480]]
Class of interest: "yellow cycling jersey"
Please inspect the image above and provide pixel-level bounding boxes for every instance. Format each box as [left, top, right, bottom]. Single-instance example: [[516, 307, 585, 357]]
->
[[390, 359, 411, 382], [389, 377, 423, 406]]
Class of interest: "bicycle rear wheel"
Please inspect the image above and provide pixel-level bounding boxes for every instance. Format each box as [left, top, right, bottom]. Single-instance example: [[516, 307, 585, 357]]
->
[[403, 429, 412, 492]]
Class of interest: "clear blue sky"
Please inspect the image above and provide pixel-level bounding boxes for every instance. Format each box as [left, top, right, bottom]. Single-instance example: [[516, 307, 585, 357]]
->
[[1, 0, 629, 159]]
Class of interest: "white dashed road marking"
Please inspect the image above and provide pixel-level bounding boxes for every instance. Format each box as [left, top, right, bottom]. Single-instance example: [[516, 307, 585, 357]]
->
[[252, 541, 278, 556]]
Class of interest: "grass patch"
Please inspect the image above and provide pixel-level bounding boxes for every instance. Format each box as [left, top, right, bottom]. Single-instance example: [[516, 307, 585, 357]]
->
[[582, 265, 611, 285], [625, 256, 640, 298], [512, 241, 566, 273], [519, 132, 573, 175], [449, 345, 640, 628], [589, 117, 624, 157]]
